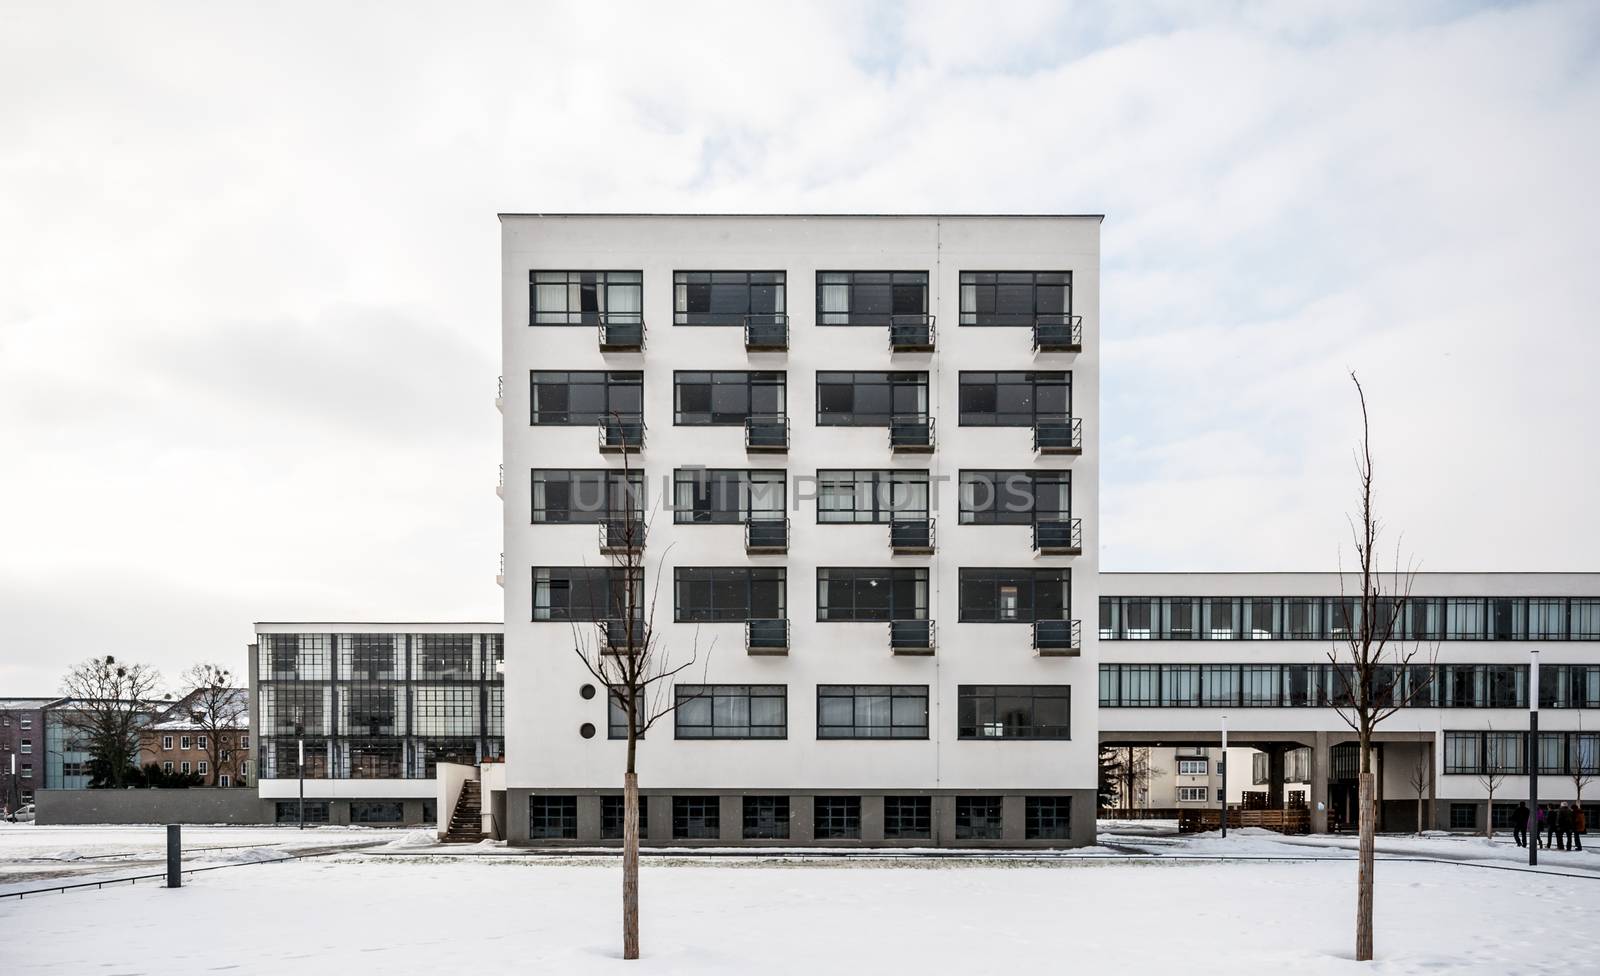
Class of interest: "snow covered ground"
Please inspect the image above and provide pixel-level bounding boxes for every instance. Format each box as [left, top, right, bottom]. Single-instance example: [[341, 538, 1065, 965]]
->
[[2, 822, 1597, 974]]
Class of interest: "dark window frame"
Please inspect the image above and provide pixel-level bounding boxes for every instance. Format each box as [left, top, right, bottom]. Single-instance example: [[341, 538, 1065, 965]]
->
[[816, 567, 929, 621], [530, 370, 643, 426], [742, 795, 791, 839], [530, 795, 578, 839], [531, 469, 645, 524], [530, 270, 643, 326], [815, 371, 929, 427], [957, 685, 1071, 740], [1025, 796, 1072, 840], [813, 795, 862, 839], [815, 469, 931, 524], [816, 271, 928, 326], [674, 271, 786, 326], [672, 468, 787, 524], [958, 470, 1071, 525], [957, 371, 1070, 427], [532, 566, 642, 622], [958, 568, 1071, 623], [672, 795, 721, 839], [883, 795, 931, 839], [955, 795, 1004, 840], [674, 567, 787, 623], [959, 271, 1072, 326], [816, 685, 930, 740], [674, 685, 788, 740], [673, 370, 787, 426]]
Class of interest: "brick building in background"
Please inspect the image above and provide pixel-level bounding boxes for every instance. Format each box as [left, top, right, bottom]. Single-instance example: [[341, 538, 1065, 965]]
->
[[1, 697, 57, 811], [141, 688, 252, 787]]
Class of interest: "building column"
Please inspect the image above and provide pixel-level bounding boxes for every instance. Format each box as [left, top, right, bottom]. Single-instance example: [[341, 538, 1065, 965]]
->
[[1266, 745, 1286, 809], [1311, 732, 1331, 834]]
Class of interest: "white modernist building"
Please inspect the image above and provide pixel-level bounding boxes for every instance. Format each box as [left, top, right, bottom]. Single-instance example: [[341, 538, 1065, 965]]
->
[[500, 214, 1102, 846]]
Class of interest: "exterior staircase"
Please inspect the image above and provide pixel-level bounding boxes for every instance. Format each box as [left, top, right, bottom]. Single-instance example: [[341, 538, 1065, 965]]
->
[[442, 779, 485, 843]]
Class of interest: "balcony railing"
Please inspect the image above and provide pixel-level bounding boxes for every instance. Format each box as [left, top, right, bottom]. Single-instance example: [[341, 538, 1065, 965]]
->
[[1032, 314, 1083, 353], [746, 619, 790, 655], [496, 463, 504, 499], [889, 619, 935, 655], [599, 416, 646, 453], [597, 314, 645, 351], [1033, 619, 1082, 656], [495, 375, 505, 413], [889, 519, 935, 554], [744, 314, 789, 351], [496, 552, 505, 588], [745, 414, 790, 453], [1033, 415, 1081, 455], [888, 314, 935, 352], [599, 518, 646, 554], [602, 617, 648, 652], [1032, 518, 1082, 555], [889, 414, 935, 453], [745, 517, 789, 554]]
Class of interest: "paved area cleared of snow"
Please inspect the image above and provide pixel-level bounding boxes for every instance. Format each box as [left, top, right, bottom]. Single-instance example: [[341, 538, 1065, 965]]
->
[[3, 824, 1598, 974]]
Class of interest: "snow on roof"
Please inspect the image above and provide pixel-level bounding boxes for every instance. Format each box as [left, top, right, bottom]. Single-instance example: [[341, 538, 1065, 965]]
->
[[151, 688, 249, 730]]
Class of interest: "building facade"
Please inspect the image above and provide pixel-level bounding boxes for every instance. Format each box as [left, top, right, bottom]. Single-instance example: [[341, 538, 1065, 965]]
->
[[1099, 573, 1600, 833], [500, 214, 1101, 846], [1, 698, 55, 811], [141, 687, 252, 788], [251, 624, 504, 825]]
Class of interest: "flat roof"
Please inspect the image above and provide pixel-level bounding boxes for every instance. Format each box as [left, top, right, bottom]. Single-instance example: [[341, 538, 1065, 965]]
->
[[497, 212, 1105, 221], [253, 621, 503, 627]]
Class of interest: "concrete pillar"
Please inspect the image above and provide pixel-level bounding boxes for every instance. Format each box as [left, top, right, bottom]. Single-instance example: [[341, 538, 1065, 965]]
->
[[933, 794, 957, 846], [719, 795, 742, 843], [1267, 746, 1286, 809], [1311, 732, 1331, 834], [860, 795, 885, 844], [577, 795, 603, 842], [791, 795, 814, 842], [1002, 795, 1026, 843]]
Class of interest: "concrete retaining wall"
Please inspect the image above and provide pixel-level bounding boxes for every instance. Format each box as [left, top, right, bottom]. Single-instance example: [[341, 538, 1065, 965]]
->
[[35, 788, 265, 825]]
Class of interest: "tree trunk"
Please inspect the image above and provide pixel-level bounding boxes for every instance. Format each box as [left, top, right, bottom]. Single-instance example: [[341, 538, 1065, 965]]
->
[[623, 769, 640, 960], [1356, 770, 1376, 961]]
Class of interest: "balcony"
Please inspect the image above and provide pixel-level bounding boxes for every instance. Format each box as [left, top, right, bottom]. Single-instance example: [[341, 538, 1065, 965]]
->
[[1032, 314, 1083, 353], [888, 314, 935, 352], [1032, 519, 1082, 555], [598, 416, 646, 454], [599, 518, 646, 555], [745, 414, 790, 453], [495, 463, 504, 499], [889, 519, 935, 554], [496, 552, 504, 588], [1033, 415, 1081, 455], [495, 375, 505, 413], [889, 620, 935, 655], [744, 314, 789, 352], [746, 619, 790, 655], [1033, 619, 1082, 657], [597, 315, 645, 352], [602, 617, 647, 653], [889, 414, 935, 453], [745, 517, 789, 554]]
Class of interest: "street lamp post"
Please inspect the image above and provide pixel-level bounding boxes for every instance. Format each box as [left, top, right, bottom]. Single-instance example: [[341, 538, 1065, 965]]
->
[[1221, 715, 1229, 838], [1529, 648, 1539, 866], [295, 720, 305, 831]]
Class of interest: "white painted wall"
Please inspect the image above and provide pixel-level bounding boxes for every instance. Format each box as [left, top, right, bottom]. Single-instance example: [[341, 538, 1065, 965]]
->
[[501, 214, 1101, 793]]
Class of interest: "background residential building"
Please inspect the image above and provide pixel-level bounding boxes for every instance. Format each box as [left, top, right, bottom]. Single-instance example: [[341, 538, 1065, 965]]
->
[[1, 697, 56, 811], [142, 687, 252, 787]]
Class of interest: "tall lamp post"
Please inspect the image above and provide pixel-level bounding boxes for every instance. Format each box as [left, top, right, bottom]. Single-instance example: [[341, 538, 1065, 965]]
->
[[1221, 715, 1229, 838], [1529, 648, 1539, 866], [295, 717, 305, 831]]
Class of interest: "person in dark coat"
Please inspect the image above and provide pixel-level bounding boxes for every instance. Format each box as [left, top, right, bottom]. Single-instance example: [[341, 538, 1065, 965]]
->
[[1541, 804, 1555, 849], [1575, 806, 1587, 851], [1513, 801, 1529, 847], [1557, 802, 1573, 851]]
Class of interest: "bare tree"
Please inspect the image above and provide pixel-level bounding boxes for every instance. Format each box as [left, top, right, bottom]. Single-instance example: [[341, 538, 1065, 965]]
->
[[60, 655, 165, 788], [1405, 743, 1431, 836], [570, 423, 709, 961], [1572, 714, 1596, 812], [1105, 746, 1161, 811], [1327, 373, 1437, 962], [1478, 723, 1508, 840], [176, 663, 249, 786]]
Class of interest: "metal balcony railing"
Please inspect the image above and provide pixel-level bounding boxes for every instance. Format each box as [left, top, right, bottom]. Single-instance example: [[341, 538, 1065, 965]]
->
[[889, 619, 935, 655], [496, 552, 505, 588], [1032, 314, 1083, 353], [602, 617, 647, 651], [496, 463, 505, 499], [1032, 415, 1082, 455], [744, 313, 789, 351], [746, 619, 790, 654], [1033, 619, 1082, 656], [889, 519, 935, 554], [1031, 518, 1082, 554], [597, 314, 645, 351], [745, 517, 789, 553], [495, 375, 505, 412], [889, 414, 935, 452], [598, 416, 646, 453], [599, 518, 646, 554], [745, 414, 790, 452], [888, 314, 935, 352]]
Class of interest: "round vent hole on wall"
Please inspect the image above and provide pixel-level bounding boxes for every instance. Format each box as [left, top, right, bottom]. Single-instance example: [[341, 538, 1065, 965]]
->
[[580, 684, 596, 700], [580, 722, 597, 739]]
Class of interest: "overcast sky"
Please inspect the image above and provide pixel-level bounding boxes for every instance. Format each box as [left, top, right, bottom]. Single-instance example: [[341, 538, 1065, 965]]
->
[[3, 1, 1598, 693]]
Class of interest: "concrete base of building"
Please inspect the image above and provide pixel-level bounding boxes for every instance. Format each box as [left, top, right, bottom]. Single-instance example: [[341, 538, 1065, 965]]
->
[[258, 797, 434, 828], [504, 788, 1098, 848]]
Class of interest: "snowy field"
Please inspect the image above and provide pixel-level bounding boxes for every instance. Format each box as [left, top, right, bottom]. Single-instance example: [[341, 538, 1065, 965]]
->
[[2, 823, 1598, 974]]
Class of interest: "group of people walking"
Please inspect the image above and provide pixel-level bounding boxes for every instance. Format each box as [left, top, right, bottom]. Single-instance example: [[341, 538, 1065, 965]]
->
[[1513, 801, 1587, 851]]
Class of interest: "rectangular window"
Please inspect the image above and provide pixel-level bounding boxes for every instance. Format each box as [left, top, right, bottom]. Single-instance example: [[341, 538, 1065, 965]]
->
[[674, 685, 787, 739], [672, 468, 785, 524], [1444, 732, 1482, 774], [532, 567, 641, 622], [957, 685, 1070, 739], [1485, 732, 1524, 774], [959, 271, 1071, 326], [815, 372, 928, 426], [671, 796, 721, 839], [813, 796, 861, 839], [161, 735, 173, 750], [530, 796, 578, 839], [530, 371, 643, 425], [816, 470, 930, 523], [530, 270, 642, 325], [197, 735, 208, 750], [674, 271, 785, 326], [219, 775, 231, 787], [816, 271, 927, 326], [1449, 803, 1478, 830], [674, 371, 786, 425], [1177, 787, 1208, 802], [531, 469, 644, 523], [959, 568, 1070, 623], [180, 761, 191, 774], [955, 796, 1004, 840], [350, 800, 404, 823], [958, 371, 1069, 426], [883, 796, 931, 839], [742, 796, 790, 839], [180, 736, 191, 750], [959, 470, 1070, 524], [601, 795, 648, 840], [1025, 796, 1071, 840], [606, 693, 644, 741], [674, 567, 786, 622], [1177, 758, 1208, 776], [162, 761, 173, 774], [816, 568, 928, 621], [816, 685, 929, 739], [276, 801, 329, 824], [197, 761, 209, 775]]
